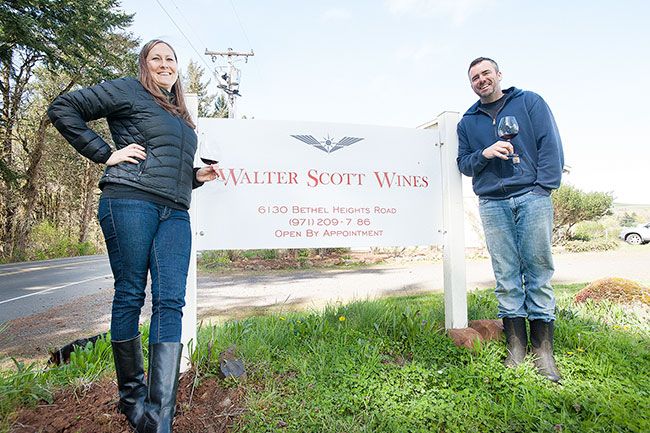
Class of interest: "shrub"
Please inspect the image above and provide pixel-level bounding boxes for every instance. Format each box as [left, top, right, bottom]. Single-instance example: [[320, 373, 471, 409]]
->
[[240, 249, 278, 260], [552, 184, 613, 243], [572, 220, 606, 241], [198, 250, 232, 268], [562, 239, 619, 252], [27, 221, 97, 260], [619, 212, 638, 227]]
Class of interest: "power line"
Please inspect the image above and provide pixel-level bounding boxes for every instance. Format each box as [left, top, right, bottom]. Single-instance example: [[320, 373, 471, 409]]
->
[[227, 0, 264, 84], [167, 0, 214, 71], [153, 0, 213, 71], [228, 0, 254, 51], [152, 0, 262, 115]]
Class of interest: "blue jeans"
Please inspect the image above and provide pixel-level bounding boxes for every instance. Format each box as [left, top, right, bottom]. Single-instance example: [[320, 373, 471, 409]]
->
[[478, 191, 556, 321], [98, 198, 191, 344]]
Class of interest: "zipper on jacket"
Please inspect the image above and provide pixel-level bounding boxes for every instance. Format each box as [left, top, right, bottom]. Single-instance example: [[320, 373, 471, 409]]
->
[[477, 107, 499, 139], [476, 107, 506, 194], [477, 92, 510, 139]]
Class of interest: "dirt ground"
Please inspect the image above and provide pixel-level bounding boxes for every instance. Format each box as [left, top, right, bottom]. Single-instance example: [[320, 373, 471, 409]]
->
[[9, 372, 245, 433]]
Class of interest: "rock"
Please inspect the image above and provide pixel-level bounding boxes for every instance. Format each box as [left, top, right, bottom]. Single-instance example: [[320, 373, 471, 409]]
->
[[447, 327, 483, 350], [469, 319, 504, 341], [219, 345, 246, 379]]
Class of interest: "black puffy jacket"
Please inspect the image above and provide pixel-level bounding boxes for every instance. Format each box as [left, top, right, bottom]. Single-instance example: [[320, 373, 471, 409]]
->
[[48, 77, 198, 208]]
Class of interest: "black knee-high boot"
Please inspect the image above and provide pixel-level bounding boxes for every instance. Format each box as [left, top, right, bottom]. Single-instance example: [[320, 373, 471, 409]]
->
[[137, 343, 183, 433], [502, 317, 528, 367], [529, 319, 561, 383], [112, 334, 147, 428]]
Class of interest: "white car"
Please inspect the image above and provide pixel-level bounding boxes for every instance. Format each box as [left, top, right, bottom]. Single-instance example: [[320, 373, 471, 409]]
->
[[619, 222, 650, 245]]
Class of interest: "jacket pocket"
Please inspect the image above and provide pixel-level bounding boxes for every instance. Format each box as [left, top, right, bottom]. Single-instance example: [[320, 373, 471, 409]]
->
[[530, 185, 551, 196], [137, 152, 150, 176]]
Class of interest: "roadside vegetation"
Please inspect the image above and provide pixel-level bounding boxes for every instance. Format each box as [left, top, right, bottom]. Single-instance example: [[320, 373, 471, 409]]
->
[[2, 283, 648, 432], [549, 186, 650, 252], [197, 247, 441, 272], [198, 248, 373, 272]]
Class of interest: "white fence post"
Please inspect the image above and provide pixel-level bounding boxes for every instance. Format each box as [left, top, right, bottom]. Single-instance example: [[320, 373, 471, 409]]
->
[[180, 93, 199, 372], [438, 111, 468, 329]]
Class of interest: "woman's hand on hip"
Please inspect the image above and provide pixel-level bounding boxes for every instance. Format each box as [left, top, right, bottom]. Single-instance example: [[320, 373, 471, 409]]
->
[[106, 144, 146, 166], [196, 164, 221, 183]]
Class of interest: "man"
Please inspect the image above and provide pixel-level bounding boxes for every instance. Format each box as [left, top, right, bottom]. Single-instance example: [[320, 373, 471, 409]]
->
[[457, 57, 564, 382]]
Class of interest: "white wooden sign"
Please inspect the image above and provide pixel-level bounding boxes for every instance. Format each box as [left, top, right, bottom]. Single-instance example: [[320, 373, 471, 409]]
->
[[194, 119, 444, 249]]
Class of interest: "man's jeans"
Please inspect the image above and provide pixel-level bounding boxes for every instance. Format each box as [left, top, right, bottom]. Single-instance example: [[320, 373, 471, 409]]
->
[[98, 198, 191, 344], [479, 191, 556, 321]]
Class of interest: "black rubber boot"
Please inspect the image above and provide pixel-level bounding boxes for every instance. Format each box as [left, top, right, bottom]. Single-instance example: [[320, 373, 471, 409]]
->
[[112, 334, 147, 428], [502, 317, 528, 367], [137, 343, 183, 433], [529, 320, 562, 383]]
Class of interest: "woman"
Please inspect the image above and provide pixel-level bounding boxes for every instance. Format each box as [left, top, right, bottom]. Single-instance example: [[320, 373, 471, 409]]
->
[[48, 39, 219, 432]]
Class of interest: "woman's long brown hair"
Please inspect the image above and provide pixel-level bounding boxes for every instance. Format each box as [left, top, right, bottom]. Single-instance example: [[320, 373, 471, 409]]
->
[[138, 39, 196, 129]]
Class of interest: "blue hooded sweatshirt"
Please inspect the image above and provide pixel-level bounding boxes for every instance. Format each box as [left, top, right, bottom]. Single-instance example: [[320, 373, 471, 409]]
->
[[456, 87, 564, 199]]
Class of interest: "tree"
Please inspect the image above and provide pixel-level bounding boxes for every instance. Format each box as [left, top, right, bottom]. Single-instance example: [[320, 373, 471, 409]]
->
[[618, 212, 638, 227], [214, 94, 230, 119], [0, 0, 135, 259], [552, 184, 613, 243], [26, 34, 139, 247], [182, 60, 229, 118]]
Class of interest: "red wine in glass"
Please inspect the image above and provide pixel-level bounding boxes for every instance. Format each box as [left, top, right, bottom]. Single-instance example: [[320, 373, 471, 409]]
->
[[200, 157, 219, 165], [200, 157, 223, 182], [497, 116, 520, 164], [499, 132, 517, 140]]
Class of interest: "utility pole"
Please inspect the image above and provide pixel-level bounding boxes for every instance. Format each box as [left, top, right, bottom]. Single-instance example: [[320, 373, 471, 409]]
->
[[205, 48, 254, 118]]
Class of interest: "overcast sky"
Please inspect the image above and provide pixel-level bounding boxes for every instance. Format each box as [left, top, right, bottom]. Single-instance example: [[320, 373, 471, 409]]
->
[[120, 0, 650, 204]]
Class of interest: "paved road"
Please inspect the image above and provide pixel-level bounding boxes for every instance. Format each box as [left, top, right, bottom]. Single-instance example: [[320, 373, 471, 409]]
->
[[2, 248, 650, 324], [0, 256, 113, 322]]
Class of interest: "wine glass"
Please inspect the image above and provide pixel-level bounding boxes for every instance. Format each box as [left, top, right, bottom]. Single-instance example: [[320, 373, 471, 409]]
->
[[199, 132, 222, 165], [497, 116, 520, 164], [199, 132, 224, 182]]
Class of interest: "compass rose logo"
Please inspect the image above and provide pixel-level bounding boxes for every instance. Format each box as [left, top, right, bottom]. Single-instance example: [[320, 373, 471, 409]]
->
[[290, 134, 364, 154]]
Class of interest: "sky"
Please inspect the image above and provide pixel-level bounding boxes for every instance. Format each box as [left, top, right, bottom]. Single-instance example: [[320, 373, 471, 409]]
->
[[119, 0, 650, 204]]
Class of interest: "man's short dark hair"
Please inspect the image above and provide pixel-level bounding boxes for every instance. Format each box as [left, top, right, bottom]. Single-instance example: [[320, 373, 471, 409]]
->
[[468, 57, 499, 74]]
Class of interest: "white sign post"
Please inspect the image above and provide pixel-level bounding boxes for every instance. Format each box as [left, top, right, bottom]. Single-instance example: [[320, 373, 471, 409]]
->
[[421, 112, 467, 329], [181, 94, 198, 371], [181, 113, 467, 370]]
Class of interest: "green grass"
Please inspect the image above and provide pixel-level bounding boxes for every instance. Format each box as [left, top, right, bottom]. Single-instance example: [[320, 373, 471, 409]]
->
[[197, 248, 372, 272], [2, 285, 649, 432]]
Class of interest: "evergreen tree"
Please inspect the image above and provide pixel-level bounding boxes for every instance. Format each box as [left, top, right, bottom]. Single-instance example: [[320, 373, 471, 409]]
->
[[182, 60, 229, 118]]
